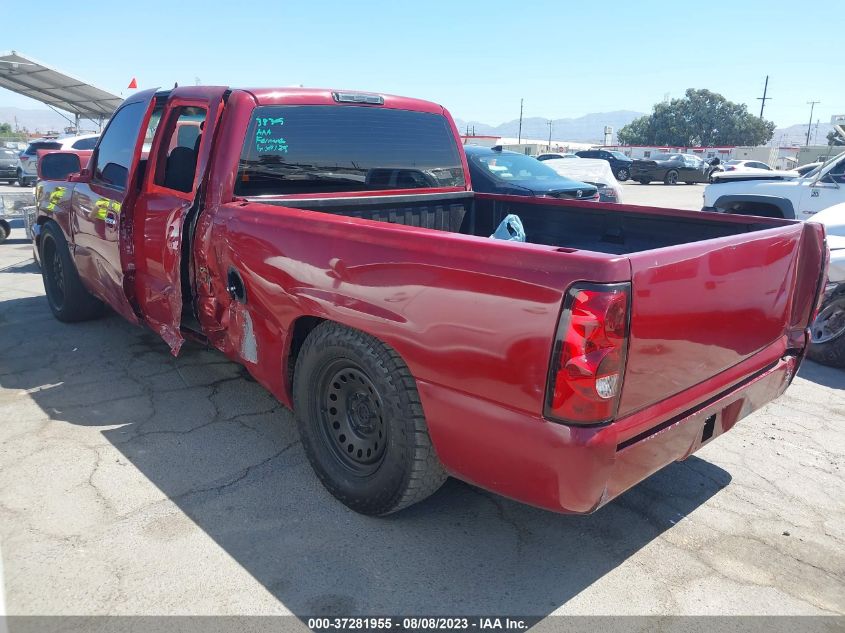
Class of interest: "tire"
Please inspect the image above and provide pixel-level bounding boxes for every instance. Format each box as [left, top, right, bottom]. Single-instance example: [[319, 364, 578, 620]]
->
[[638, 178, 650, 185], [615, 168, 629, 181], [664, 170, 679, 185], [39, 221, 104, 322], [0, 221, 8, 244], [293, 321, 447, 515], [807, 289, 845, 368], [16, 169, 24, 186]]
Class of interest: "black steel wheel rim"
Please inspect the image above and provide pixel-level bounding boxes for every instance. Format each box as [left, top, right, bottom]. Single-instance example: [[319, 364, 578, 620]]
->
[[44, 237, 65, 309], [316, 360, 387, 475]]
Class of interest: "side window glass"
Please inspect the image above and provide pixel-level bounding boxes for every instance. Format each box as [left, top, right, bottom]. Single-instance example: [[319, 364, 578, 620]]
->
[[153, 106, 207, 193], [71, 137, 98, 150], [93, 102, 148, 190]]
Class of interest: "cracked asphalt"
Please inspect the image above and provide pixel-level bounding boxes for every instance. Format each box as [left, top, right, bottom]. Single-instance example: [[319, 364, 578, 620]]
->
[[0, 210, 843, 618]]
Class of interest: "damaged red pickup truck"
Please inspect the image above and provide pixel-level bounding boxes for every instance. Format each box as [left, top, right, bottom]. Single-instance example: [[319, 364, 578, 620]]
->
[[31, 86, 827, 515]]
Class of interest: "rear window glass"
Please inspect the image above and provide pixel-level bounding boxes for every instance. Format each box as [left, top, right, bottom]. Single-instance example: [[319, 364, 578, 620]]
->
[[235, 105, 465, 196], [26, 141, 61, 155]]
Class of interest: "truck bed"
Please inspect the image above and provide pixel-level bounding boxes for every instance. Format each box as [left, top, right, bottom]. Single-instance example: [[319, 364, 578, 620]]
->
[[259, 191, 783, 255], [235, 191, 822, 422]]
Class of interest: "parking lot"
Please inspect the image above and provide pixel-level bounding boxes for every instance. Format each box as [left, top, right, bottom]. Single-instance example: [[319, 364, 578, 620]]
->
[[0, 182, 843, 619]]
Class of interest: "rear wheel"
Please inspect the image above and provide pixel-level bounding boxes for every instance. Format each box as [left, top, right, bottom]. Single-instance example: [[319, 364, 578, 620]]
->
[[293, 321, 447, 515], [664, 170, 679, 185], [808, 289, 845, 368], [39, 222, 104, 322]]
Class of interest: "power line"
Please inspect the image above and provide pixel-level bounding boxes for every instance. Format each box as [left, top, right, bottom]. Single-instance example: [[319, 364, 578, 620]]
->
[[806, 100, 820, 146]]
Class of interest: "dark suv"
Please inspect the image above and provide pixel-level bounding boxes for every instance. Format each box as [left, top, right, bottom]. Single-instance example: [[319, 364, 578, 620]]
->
[[574, 149, 633, 182]]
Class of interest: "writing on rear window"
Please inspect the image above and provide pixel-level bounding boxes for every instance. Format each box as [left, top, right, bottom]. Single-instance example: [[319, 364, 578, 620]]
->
[[235, 105, 465, 196], [255, 117, 288, 154]]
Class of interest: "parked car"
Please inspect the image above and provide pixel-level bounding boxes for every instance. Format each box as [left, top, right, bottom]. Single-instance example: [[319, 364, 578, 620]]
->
[[17, 134, 99, 187], [465, 145, 598, 200], [631, 153, 721, 185], [543, 157, 623, 203], [32, 86, 825, 516], [574, 149, 633, 181], [536, 152, 578, 161], [0, 147, 18, 183], [796, 161, 823, 177], [703, 149, 845, 219], [805, 203, 845, 367], [723, 159, 772, 172]]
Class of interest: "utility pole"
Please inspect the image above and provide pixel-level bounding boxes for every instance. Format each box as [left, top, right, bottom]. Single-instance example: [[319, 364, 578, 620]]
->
[[518, 99, 523, 144], [806, 101, 820, 146], [547, 120, 553, 149], [757, 75, 771, 118]]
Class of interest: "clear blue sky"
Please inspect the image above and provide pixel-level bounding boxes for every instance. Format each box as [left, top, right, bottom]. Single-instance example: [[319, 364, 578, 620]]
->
[[3, 0, 843, 127]]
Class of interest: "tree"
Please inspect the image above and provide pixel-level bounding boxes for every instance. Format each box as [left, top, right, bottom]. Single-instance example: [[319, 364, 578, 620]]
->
[[618, 89, 775, 147], [827, 130, 845, 146], [0, 122, 13, 135]]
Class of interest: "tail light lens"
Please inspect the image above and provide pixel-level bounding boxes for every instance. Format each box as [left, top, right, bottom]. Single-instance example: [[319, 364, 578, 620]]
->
[[545, 283, 630, 425]]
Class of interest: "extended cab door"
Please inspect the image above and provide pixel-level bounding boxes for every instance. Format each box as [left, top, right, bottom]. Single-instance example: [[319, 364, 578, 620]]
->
[[132, 86, 228, 353], [796, 154, 845, 219], [70, 89, 159, 324]]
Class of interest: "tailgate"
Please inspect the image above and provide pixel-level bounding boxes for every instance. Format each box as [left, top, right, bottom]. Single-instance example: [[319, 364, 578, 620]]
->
[[618, 221, 825, 416]]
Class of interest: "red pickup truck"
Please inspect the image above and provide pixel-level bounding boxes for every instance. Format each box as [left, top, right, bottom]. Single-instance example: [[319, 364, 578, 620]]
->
[[31, 86, 827, 516]]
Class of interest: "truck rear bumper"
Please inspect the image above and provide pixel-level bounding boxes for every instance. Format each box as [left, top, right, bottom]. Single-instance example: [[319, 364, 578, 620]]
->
[[419, 355, 797, 514]]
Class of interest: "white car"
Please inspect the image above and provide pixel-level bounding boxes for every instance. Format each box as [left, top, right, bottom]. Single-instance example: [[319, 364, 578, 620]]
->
[[16, 133, 99, 187], [805, 203, 845, 366], [543, 157, 623, 203], [703, 150, 845, 219], [723, 159, 773, 172]]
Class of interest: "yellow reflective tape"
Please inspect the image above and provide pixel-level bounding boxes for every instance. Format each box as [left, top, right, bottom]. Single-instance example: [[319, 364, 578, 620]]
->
[[45, 186, 67, 212]]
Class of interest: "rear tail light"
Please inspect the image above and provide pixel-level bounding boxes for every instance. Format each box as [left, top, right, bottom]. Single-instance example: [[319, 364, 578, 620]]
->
[[545, 283, 631, 425]]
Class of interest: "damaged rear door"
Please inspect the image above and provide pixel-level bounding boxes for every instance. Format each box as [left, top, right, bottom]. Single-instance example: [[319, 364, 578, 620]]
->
[[133, 86, 228, 354]]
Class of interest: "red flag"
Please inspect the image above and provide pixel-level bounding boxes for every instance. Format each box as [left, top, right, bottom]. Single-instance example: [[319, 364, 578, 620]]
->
[[127, 78, 138, 89]]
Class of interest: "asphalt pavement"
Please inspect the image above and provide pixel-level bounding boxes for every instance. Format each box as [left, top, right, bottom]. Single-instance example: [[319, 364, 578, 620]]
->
[[0, 184, 843, 619]]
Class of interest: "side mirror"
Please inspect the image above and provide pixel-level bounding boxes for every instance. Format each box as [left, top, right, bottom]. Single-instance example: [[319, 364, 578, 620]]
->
[[38, 151, 83, 181]]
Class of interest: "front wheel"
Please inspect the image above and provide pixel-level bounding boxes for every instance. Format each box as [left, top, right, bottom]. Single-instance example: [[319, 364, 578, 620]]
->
[[808, 289, 845, 368], [664, 170, 679, 185], [638, 178, 650, 185], [293, 322, 447, 515], [39, 222, 104, 322], [615, 168, 629, 181]]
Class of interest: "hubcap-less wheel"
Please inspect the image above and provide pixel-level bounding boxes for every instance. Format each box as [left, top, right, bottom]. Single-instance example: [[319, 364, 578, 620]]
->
[[43, 236, 66, 310], [318, 361, 387, 475], [811, 297, 845, 344]]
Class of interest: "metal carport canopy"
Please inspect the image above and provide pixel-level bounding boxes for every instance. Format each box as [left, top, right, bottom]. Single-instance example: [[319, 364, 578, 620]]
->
[[0, 50, 122, 120]]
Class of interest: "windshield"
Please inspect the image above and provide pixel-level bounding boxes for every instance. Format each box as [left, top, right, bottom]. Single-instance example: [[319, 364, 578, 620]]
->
[[235, 105, 465, 196], [470, 152, 563, 183], [807, 150, 845, 180], [648, 153, 682, 161]]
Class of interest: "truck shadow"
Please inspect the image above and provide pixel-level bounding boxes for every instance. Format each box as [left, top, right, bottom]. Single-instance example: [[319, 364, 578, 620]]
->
[[0, 293, 731, 616], [798, 360, 844, 390]]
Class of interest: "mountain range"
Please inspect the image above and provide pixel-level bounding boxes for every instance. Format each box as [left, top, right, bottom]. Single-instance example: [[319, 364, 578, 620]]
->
[[1, 105, 834, 148], [453, 111, 644, 143]]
